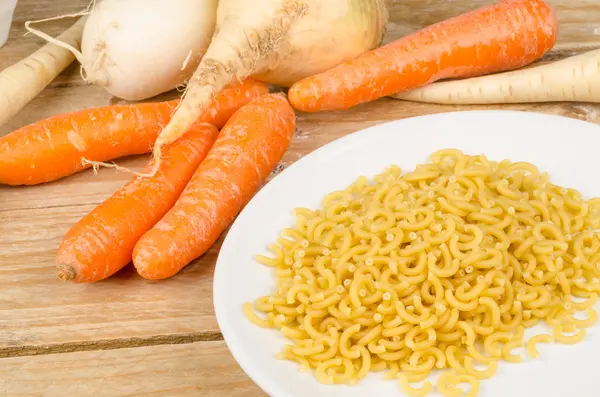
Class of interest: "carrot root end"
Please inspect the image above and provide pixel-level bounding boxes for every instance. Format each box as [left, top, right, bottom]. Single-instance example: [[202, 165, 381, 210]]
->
[[57, 263, 77, 281]]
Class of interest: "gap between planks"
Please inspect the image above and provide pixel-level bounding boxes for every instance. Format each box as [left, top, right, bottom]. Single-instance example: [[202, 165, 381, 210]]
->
[[0, 331, 224, 359], [0, 201, 94, 213]]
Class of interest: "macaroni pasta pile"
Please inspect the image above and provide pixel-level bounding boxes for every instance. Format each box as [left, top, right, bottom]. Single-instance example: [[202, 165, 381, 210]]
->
[[245, 149, 600, 396]]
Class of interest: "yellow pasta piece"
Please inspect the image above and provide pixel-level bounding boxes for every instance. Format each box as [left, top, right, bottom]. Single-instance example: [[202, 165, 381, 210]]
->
[[421, 347, 446, 369], [333, 357, 356, 384], [436, 371, 464, 397], [370, 358, 387, 372], [243, 302, 273, 328], [403, 370, 432, 383], [501, 339, 524, 363], [401, 355, 436, 373], [380, 362, 399, 380], [457, 321, 476, 346], [463, 356, 497, 380], [405, 327, 436, 351], [445, 346, 464, 371], [483, 332, 511, 357], [315, 358, 342, 384], [445, 290, 478, 311], [569, 293, 598, 311], [525, 334, 554, 359], [379, 349, 411, 362], [396, 301, 430, 324], [339, 324, 361, 359], [448, 373, 480, 397], [399, 374, 433, 397], [554, 324, 587, 345], [281, 325, 306, 340], [466, 345, 498, 365]]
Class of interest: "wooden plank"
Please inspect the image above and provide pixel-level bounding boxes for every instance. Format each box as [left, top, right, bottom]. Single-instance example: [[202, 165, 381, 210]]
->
[[0, 341, 265, 397]]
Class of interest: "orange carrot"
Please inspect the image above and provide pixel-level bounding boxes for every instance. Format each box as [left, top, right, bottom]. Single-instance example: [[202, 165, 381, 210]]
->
[[0, 79, 268, 186], [132, 94, 296, 280], [288, 0, 558, 112], [56, 122, 219, 283]]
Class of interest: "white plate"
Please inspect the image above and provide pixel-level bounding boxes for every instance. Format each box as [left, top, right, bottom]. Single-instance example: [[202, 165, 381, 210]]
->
[[214, 110, 600, 397]]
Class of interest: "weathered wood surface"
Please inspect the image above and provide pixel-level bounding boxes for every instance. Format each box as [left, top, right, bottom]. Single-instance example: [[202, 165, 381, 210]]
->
[[0, 0, 599, 395], [0, 341, 265, 397]]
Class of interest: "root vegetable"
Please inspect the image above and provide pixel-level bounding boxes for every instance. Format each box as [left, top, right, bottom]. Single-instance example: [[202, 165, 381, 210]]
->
[[393, 49, 600, 105], [29, 0, 218, 101], [56, 123, 219, 283], [133, 93, 296, 280], [288, 0, 558, 113], [149, 0, 388, 174], [0, 18, 86, 127], [0, 79, 268, 186]]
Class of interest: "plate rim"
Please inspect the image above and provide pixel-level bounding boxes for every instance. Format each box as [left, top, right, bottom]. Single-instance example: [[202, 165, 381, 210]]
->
[[213, 109, 600, 397]]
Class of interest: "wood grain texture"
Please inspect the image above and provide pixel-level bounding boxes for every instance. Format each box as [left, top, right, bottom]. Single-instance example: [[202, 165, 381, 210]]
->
[[0, 341, 265, 397], [385, 0, 600, 49], [1, 0, 600, 358], [0, 202, 220, 352]]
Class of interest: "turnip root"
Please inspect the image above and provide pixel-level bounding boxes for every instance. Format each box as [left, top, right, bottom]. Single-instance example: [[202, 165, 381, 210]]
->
[[0, 18, 86, 127], [149, 0, 388, 173], [28, 0, 218, 101], [392, 49, 600, 105]]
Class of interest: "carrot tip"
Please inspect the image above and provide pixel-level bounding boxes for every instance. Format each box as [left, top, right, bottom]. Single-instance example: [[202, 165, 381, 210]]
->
[[57, 263, 76, 281]]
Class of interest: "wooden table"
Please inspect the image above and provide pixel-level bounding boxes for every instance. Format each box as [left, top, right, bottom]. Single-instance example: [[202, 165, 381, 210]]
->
[[1, 1, 599, 395]]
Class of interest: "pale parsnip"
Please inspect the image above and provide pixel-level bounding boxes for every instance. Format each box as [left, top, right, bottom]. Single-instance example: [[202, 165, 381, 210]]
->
[[393, 49, 600, 104], [149, 0, 388, 174], [0, 17, 86, 127]]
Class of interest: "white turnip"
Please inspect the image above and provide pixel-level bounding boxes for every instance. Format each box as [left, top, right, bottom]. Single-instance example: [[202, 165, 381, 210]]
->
[[28, 0, 218, 101]]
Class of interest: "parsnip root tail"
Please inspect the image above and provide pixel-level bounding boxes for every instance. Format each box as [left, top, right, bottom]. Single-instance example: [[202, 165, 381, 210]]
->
[[24, 0, 110, 87], [25, 20, 84, 66], [24, 0, 95, 64], [148, 143, 163, 178], [81, 158, 153, 178]]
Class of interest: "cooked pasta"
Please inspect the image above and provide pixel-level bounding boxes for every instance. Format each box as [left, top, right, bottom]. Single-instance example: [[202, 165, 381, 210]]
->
[[463, 356, 497, 380], [525, 334, 554, 359], [399, 374, 433, 397], [501, 338, 524, 363], [245, 149, 600, 395]]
